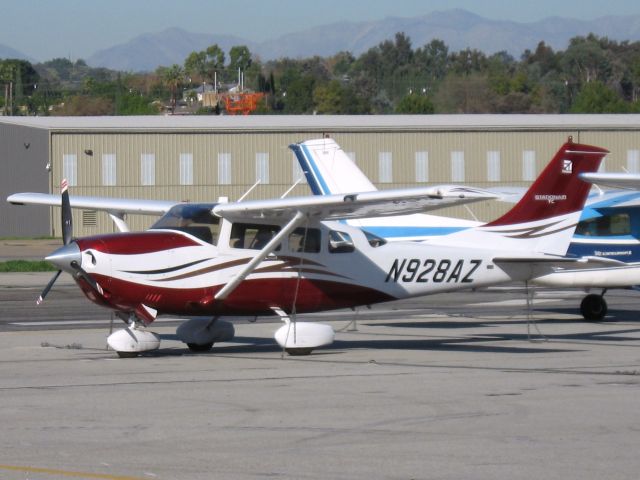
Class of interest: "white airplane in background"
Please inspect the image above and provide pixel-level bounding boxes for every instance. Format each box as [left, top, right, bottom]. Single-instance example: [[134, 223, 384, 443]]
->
[[7, 138, 609, 357], [292, 137, 640, 321]]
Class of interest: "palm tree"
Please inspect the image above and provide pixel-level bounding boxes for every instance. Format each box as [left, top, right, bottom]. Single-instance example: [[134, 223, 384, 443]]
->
[[162, 64, 184, 112]]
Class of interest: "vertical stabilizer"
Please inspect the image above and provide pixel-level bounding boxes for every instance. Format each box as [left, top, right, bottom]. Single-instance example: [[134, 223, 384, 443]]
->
[[431, 138, 608, 255], [290, 138, 377, 195]]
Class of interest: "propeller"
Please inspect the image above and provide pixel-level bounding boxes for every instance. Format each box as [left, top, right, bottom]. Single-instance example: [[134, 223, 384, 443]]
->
[[37, 179, 100, 304], [61, 178, 72, 246]]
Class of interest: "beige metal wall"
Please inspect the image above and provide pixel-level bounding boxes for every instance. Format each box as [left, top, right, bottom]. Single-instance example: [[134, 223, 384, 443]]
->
[[49, 128, 640, 237]]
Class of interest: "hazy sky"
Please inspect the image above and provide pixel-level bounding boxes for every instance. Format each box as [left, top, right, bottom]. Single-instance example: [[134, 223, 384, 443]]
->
[[3, 0, 640, 61]]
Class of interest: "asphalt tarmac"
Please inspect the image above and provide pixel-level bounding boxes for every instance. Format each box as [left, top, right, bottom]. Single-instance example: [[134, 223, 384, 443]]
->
[[0, 273, 639, 479]]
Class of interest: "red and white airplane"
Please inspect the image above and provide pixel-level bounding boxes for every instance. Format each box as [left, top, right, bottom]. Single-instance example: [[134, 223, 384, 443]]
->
[[8, 138, 609, 357]]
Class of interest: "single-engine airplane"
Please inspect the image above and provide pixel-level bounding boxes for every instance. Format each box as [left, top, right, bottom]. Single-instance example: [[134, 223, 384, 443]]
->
[[292, 137, 640, 320], [7, 138, 608, 357]]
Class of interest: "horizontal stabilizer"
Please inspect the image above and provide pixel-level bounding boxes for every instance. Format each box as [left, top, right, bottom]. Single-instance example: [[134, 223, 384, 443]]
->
[[580, 172, 640, 191]]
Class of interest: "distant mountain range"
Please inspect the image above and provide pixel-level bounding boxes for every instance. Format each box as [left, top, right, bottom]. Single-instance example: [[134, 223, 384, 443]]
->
[[3, 9, 640, 72], [0, 44, 34, 62]]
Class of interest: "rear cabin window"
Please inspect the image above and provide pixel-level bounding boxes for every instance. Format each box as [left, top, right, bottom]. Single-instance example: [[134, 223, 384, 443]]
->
[[150, 204, 220, 244], [328, 230, 355, 253], [231, 223, 281, 250], [575, 213, 631, 237], [289, 228, 321, 253], [363, 230, 387, 247]]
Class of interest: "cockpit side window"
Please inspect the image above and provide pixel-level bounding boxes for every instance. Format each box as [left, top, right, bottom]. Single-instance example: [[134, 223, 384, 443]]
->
[[575, 213, 631, 237], [289, 228, 322, 253], [150, 203, 220, 244], [230, 223, 282, 250]]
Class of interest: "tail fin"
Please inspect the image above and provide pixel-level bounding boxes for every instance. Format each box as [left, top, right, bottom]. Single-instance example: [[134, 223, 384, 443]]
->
[[432, 138, 608, 255], [290, 138, 377, 195], [487, 138, 608, 227]]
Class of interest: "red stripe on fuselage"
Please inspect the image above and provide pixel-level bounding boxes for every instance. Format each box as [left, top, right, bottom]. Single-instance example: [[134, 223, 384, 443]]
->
[[85, 274, 394, 317], [76, 231, 200, 255]]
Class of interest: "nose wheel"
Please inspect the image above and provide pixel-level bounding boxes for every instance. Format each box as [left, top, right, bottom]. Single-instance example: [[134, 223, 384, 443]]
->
[[580, 292, 608, 321]]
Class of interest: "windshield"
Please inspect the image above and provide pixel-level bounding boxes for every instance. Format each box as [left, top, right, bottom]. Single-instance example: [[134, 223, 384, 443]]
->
[[150, 203, 220, 244]]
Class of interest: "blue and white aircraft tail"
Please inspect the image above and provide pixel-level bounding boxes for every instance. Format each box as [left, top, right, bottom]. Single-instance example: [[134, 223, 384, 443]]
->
[[290, 138, 482, 241]]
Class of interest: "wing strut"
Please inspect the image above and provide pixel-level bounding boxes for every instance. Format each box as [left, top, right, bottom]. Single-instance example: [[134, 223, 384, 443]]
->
[[108, 212, 130, 232], [214, 211, 306, 301]]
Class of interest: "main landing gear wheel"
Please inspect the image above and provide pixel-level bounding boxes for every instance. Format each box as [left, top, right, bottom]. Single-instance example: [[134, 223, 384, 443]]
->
[[186, 342, 214, 352], [116, 351, 140, 358], [580, 293, 608, 321], [284, 347, 314, 356]]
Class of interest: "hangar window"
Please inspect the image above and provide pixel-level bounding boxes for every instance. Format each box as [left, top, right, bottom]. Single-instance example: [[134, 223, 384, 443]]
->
[[256, 153, 269, 184], [230, 223, 281, 250], [415, 151, 429, 183], [292, 154, 306, 184], [575, 213, 631, 237], [218, 153, 232, 185], [522, 150, 536, 181], [62, 154, 77, 186], [379, 152, 392, 183], [627, 150, 640, 174], [179, 153, 193, 185], [451, 151, 464, 182], [102, 154, 116, 186], [487, 150, 501, 182], [141, 153, 155, 186], [150, 203, 220, 244]]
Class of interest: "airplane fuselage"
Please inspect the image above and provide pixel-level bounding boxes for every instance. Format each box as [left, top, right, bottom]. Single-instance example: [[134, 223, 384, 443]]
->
[[72, 223, 525, 318]]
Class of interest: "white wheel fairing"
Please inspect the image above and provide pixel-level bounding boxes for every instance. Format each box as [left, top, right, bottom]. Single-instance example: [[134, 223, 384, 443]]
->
[[274, 322, 334, 351], [107, 328, 160, 353]]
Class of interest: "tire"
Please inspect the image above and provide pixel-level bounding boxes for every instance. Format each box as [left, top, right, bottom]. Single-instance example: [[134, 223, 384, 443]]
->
[[116, 351, 139, 358], [580, 294, 608, 321], [285, 347, 313, 356], [187, 342, 214, 352]]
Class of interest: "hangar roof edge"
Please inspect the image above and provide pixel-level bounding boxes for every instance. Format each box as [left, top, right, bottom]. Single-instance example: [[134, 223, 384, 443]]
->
[[1, 114, 639, 132]]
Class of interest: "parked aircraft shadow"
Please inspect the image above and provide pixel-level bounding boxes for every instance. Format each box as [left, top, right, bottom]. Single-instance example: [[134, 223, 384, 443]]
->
[[155, 333, 572, 356]]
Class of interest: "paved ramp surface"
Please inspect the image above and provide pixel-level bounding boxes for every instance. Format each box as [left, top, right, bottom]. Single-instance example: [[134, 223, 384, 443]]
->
[[0, 276, 639, 479]]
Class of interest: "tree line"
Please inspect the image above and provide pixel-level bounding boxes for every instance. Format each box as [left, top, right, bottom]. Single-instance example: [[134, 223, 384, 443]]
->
[[2, 32, 640, 115]]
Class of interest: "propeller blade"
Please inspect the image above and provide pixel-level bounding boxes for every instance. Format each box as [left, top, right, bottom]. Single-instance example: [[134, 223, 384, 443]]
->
[[37, 270, 62, 305], [61, 178, 72, 246], [70, 261, 104, 296]]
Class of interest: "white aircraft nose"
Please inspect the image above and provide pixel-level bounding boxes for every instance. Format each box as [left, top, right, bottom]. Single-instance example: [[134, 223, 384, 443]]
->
[[46, 242, 81, 273]]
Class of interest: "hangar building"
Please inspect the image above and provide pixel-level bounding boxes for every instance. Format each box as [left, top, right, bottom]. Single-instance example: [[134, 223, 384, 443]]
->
[[1, 114, 639, 238]]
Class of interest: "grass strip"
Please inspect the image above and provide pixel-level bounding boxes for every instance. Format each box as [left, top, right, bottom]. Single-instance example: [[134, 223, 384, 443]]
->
[[0, 260, 56, 272]]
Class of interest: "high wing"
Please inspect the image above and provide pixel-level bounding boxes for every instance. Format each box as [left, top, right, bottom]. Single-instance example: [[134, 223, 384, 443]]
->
[[7, 192, 176, 215], [580, 172, 640, 191], [7, 193, 177, 232], [212, 185, 499, 221], [211, 185, 499, 301]]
